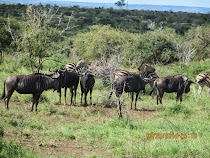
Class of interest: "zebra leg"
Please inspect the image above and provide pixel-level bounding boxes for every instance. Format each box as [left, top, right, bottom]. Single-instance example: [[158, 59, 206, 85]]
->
[[198, 84, 204, 96], [117, 97, 122, 117], [207, 88, 210, 96]]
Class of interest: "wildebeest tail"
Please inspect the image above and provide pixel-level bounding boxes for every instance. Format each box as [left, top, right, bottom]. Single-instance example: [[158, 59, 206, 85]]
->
[[1, 81, 6, 99], [149, 81, 156, 96]]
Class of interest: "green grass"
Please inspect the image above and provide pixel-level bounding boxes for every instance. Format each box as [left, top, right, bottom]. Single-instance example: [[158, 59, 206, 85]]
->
[[0, 55, 209, 157]]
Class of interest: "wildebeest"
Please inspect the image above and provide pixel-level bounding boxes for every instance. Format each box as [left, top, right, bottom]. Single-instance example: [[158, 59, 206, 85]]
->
[[109, 63, 155, 99], [112, 74, 147, 117], [50, 69, 79, 105], [1, 73, 61, 111], [149, 75, 194, 104], [80, 71, 95, 106], [195, 73, 210, 96]]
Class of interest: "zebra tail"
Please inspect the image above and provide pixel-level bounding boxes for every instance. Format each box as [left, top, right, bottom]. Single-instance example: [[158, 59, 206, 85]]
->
[[1, 81, 6, 99], [149, 81, 156, 96]]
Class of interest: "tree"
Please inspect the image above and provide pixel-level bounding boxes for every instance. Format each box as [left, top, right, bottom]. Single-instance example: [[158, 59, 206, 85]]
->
[[72, 25, 136, 62], [7, 5, 75, 73], [186, 25, 210, 60], [115, 0, 126, 9]]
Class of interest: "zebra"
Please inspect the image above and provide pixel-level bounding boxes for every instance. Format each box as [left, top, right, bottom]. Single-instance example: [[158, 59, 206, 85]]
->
[[109, 63, 155, 98], [145, 72, 159, 98], [64, 60, 88, 74], [195, 73, 210, 96]]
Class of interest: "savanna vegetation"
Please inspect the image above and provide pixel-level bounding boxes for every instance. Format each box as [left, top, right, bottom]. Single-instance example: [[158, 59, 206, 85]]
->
[[0, 3, 209, 157]]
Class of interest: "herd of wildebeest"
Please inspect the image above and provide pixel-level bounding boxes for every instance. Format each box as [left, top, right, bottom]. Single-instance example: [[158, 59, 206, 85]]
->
[[1, 60, 210, 117]]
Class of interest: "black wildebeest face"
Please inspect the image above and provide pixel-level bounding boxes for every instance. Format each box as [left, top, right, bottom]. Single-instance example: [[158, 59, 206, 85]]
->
[[184, 79, 194, 93], [138, 63, 155, 73]]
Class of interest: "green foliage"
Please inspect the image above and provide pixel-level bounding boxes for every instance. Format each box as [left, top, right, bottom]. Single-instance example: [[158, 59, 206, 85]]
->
[[15, 5, 63, 73], [186, 25, 210, 60], [0, 125, 4, 138], [72, 25, 136, 62], [159, 103, 193, 117], [126, 28, 177, 64], [0, 140, 37, 158]]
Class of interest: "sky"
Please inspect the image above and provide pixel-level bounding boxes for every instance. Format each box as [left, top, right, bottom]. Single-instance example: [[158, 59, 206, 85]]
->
[[65, 0, 210, 8]]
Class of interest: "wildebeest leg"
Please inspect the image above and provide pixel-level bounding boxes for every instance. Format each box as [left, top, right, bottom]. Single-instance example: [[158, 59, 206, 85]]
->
[[74, 86, 77, 105], [130, 92, 134, 110], [180, 94, 183, 103], [70, 87, 74, 105], [84, 91, 88, 106], [159, 92, 164, 104], [90, 88, 93, 105], [80, 90, 83, 105], [64, 87, 67, 105], [32, 93, 41, 112], [4, 89, 14, 109], [156, 90, 160, 105], [117, 97, 122, 117], [135, 93, 139, 110]]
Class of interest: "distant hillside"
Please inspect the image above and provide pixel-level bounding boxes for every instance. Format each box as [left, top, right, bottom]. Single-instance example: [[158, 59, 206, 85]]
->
[[1, 3, 210, 36], [1, 0, 210, 14]]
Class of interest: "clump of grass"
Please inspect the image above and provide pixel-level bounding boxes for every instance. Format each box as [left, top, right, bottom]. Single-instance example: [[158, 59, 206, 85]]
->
[[108, 117, 137, 130], [0, 139, 37, 158], [0, 125, 4, 137], [8, 119, 18, 127], [158, 103, 193, 117]]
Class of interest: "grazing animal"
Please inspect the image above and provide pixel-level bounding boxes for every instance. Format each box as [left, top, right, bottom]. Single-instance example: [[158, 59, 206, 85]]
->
[[1, 73, 61, 111], [109, 63, 155, 98], [65, 60, 87, 74], [80, 71, 95, 106], [50, 69, 79, 105], [112, 74, 146, 117], [149, 75, 194, 105], [147, 72, 159, 98], [195, 73, 210, 96], [64, 62, 77, 72]]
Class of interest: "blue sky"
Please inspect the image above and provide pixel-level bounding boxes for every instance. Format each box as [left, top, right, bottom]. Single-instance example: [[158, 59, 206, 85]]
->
[[65, 0, 210, 8]]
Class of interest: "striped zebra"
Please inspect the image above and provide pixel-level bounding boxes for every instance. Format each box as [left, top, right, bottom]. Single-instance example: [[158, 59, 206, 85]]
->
[[64, 60, 88, 74], [195, 73, 210, 96], [146, 72, 159, 98]]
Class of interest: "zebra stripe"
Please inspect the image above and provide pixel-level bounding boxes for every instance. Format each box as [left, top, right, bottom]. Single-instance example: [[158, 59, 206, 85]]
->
[[196, 73, 210, 95], [64, 61, 87, 74], [65, 63, 77, 72]]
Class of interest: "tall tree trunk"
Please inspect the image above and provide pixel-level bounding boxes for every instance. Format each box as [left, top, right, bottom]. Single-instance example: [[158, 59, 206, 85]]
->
[[36, 58, 42, 73]]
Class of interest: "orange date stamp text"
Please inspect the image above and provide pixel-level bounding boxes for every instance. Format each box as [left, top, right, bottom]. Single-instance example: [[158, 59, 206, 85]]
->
[[146, 133, 197, 139]]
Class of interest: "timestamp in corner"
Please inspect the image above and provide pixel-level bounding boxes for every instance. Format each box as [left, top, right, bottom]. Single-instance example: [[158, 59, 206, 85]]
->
[[146, 133, 197, 139]]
